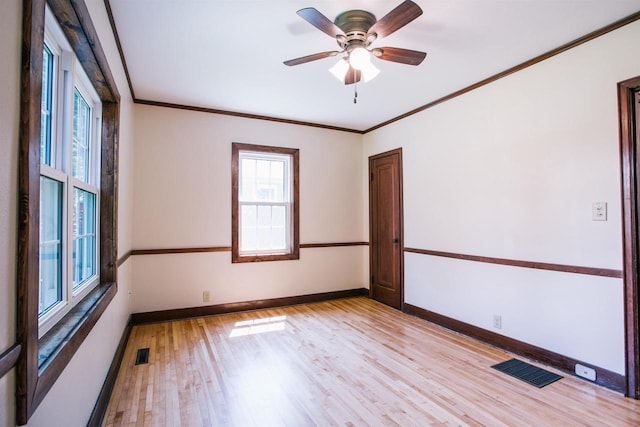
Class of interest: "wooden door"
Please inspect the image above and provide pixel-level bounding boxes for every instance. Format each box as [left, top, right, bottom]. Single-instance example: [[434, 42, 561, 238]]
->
[[632, 87, 640, 399], [369, 149, 403, 309], [619, 76, 640, 399]]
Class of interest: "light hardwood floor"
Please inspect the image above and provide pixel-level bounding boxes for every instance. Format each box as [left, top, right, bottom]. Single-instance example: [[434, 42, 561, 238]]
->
[[103, 297, 640, 426]]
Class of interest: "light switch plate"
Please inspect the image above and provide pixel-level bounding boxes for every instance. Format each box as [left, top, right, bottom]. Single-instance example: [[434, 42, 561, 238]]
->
[[592, 202, 607, 221]]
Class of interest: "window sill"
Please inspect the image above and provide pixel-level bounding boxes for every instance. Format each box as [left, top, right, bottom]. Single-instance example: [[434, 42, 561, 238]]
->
[[232, 252, 300, 263], [37, 282, 116, 377]]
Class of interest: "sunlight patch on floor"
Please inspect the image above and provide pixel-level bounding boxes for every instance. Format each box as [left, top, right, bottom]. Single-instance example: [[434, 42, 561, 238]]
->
[[229, 315, 287, 337]]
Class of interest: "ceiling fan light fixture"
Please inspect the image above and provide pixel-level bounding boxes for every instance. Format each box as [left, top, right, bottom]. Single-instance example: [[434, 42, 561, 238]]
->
[[349, 47, 379, 82], [348, 47, 370, 70], [360, 61, 380, 82], [329, 58, 349, 82]]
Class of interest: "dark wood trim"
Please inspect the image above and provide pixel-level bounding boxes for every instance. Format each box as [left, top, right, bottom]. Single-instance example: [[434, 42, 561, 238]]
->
[[300, 242, 369, 249], [364, 11, 640, 133], [129, 242, 368, 256], [48, 0, 119, 102], [17, 0, 120, 423], [0, 345, 22, 379], [405, 247, 624, 279], [116, 250, 132, 267], [135, 99, 364, 134], [231, 143, 300, 263], [87, 317, 132, 427], [404, 303, 626, 393], [17, 0, 45, 421], [100, 101, 119, 284], [130, 288, 369, 325], [619, 75, 640, 399], [102, 0, 134, 99]]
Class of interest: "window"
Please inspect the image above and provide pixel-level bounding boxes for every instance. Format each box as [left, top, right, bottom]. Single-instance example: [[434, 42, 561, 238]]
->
[[17, 0, 119, 422], [232, 143, 299, 262], [37, 8, 102, 336]]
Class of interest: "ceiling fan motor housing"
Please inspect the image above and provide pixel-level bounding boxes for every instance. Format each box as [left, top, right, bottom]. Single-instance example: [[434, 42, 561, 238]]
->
[[334, 10, 377, 50]]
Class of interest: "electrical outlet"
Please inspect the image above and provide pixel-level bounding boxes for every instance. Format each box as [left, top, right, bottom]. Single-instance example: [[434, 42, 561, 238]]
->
[[575, 363, 596, 381], [203, 291, 210, 302], [493, 315, 502, 329]]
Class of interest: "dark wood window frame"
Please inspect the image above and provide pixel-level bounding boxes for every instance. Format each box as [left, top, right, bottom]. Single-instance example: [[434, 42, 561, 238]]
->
[[231, 143, 300, 263], [17, 0, 120, 423]]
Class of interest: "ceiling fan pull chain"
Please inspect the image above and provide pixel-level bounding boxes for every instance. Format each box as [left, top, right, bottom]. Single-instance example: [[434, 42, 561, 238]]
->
[[354, 84, 358, 104]]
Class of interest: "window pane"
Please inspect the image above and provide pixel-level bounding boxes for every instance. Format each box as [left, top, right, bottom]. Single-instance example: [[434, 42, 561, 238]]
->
[[256, 205, 272, 249], [240, 204, 257, 251], [39, 176, 63, 316], [240, 158, 255, 201], [240, 204, 287, 253], [270, 161, 285, 202], [271, 205, 286, 249], [256, 160, 270, 187], [72, 187, 96, 289], [239, 155, 287, 203], [40, 45, 54, 166], [255, 160, 274, 202], [72, 89, 91, 182]]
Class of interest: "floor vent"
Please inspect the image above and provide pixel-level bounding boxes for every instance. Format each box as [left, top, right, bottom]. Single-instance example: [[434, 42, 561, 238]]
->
[[491, 358, 562, 388], [135, 348, 150, 365]]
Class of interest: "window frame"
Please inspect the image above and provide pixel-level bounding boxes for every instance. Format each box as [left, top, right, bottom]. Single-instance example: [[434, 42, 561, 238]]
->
[[232, 143, 300, 263], [37, 15, 103, 336], [17, 0, 120, 423]]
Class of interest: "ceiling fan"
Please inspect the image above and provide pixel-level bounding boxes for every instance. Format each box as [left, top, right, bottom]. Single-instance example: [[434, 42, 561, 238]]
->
[[284, 0, 427, 85]]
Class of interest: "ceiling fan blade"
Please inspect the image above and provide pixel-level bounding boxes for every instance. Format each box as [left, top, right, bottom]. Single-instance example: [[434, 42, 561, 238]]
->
[[368, 0, 423, 39], [297, 8, 346, 38], [284, 51, 340, 66], [375, 47, 426, 65], [344, 67, 361, 85]]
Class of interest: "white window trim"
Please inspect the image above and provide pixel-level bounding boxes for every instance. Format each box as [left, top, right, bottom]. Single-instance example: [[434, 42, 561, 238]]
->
[[238, 150, 293, 256]]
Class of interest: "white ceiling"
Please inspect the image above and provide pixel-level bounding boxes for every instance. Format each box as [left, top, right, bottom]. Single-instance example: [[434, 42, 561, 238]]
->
[[108, 0, 640, 132]]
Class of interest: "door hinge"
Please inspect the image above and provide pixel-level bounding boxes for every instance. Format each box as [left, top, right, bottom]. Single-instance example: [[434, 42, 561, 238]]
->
[[370, 172, 374, 181], [371, 275, 374, 283]]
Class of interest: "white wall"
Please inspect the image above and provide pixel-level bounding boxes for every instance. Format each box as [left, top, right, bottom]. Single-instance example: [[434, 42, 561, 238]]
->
[[0, 0, 135, 425], [364, 21, 640, 374], [132, 106, 367, 313]]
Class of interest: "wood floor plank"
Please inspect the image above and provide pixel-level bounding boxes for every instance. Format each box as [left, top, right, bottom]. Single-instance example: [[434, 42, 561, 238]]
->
[[103, 297, 640, 426]]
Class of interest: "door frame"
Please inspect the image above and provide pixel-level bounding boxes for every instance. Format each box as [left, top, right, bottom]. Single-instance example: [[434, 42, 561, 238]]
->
[[619, 75, 640, 399], [368, 148, 405, 309]]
